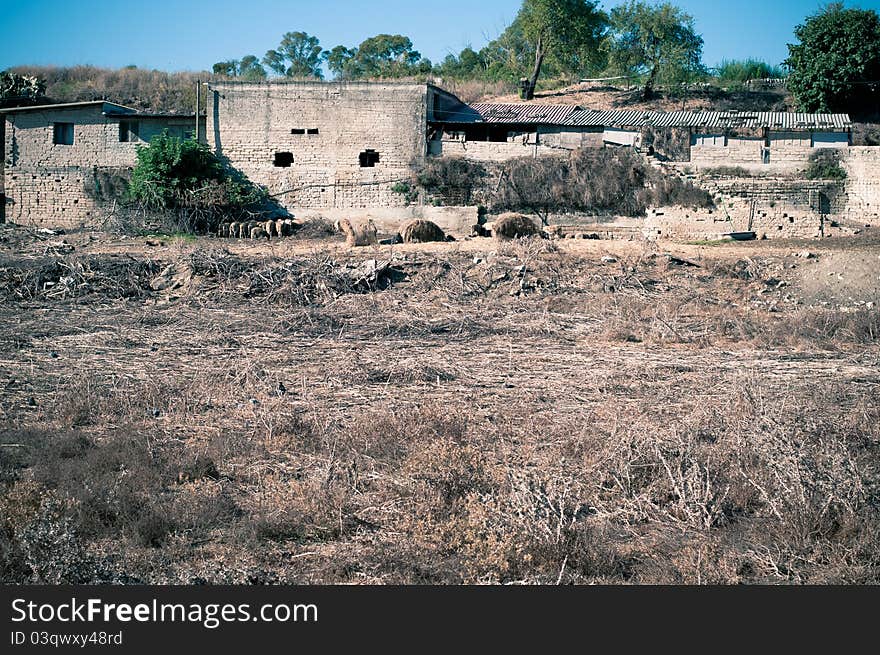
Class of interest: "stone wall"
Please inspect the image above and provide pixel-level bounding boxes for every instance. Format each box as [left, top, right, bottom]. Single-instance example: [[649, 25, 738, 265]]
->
[[841, 147, 880, 223], [206, 81, 429, 211], [3, 104, 192, 228]]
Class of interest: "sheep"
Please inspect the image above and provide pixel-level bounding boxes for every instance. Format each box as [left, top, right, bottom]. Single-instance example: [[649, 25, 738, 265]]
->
[[225, 222, 237, 238], [264, 220, 278, 238], [335, 218, 378, 247], [217, 223, 229, 238], [493, 213, 541, 241], [251, 225, 269, 240], [400, 219, 446, 243]]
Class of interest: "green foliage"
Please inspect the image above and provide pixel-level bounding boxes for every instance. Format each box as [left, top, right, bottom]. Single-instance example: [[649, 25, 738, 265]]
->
[[785, 4, 880, 112], [127, 132, 268, 233], [213, 56, 267, 80], [715, 58, 784, 84], [804, 150, 847, 180], [129, 132, 226, 206], [324, 34, 431, 79], [0, 70, 46, 107], [608, 1, 705, 98], [516, 0, 608, 97], [391, 181, 419, 204], [264, 31, 324, 78]]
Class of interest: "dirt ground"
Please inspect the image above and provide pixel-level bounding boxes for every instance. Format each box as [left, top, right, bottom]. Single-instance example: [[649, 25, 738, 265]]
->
[[1, 223, 878, 584]]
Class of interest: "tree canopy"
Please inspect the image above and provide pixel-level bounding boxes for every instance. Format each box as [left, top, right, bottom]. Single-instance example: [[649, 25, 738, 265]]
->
[[607, 1, 704, 99], [263, 31, 324, 79], [212, 56, 267, 80], [517, 0, 607, 99], [785, 3, 880, 112], [324, 34, 431, 79]]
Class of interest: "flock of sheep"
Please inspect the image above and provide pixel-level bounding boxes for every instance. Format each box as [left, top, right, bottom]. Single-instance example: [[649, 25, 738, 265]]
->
[[216, 213, 543, 246], [217, 218, 297, 240]]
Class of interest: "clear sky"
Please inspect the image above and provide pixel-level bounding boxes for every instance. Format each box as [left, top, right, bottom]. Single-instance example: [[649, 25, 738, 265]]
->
[[1, 0, 878, 73]]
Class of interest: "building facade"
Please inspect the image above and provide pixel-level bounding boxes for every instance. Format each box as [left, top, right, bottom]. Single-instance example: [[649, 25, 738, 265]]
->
[[1, 101, 196, 227], [205, 80, 462, 211]]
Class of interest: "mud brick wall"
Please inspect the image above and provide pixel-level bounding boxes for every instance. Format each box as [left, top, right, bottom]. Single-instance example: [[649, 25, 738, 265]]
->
[[206, 81, 429, 211], [3, 105, 192, 228]]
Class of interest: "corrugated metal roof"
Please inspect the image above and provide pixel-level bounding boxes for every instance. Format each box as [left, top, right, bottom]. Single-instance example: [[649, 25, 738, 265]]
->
[[567, 109, 650, 127], [467, 102, 579, 124], [0, 100, 135, 114], [566, 109, 851, 130]]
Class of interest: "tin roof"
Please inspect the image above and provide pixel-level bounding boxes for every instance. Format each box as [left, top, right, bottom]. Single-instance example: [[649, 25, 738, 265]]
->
[[567, 109, 851, 130], [0, 101, 135, 114], [466, 102, 580, 125]]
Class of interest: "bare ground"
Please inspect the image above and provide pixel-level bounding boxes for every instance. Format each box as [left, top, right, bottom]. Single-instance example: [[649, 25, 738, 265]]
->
[[1, 224, 878, 584]]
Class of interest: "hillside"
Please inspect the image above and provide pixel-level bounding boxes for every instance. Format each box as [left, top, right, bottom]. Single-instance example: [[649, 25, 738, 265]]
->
[[8, 65, 210, 114]]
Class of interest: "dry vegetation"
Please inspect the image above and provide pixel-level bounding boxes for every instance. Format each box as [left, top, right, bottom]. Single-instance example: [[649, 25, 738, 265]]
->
[[1, 224, 878, 584]]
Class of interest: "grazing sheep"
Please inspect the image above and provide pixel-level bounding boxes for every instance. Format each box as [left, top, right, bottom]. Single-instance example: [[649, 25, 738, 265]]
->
[[251, 225, 269, 240], [278, 219, 295, 237], [264, 220, 278, 238], [335, 218, 378, 247], [217, 224, 228, 238], [493, 213, 541, 240], [400, 219, 446, 243], [226, 222, 238, 238], [472, 223, 491, 238]]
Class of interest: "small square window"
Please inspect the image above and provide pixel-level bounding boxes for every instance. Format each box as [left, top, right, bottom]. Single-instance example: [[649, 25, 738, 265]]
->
[[359, 149, 380, 167], [307, 128, 319, 135], [119, 121, 140, 143], [274, 152, 294, 167], [53, 122, 74, 145], [291, 128, 306, 135]]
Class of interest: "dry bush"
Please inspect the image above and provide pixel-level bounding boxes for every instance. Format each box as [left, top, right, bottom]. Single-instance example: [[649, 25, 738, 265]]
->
[[292, 217, 336, 240]]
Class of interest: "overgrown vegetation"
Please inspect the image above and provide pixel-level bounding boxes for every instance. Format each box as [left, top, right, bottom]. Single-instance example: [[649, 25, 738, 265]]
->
[[492, 150, 712, 222], [6, 65, 207, 113], [805, 150, 848, 180], [1, 238, 878, 583], [122, 132, 271, 234]]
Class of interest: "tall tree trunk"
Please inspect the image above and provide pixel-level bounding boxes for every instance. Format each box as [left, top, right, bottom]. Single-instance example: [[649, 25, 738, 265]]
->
[[524, 35, 545, 101], [642, 63, 659, 100]]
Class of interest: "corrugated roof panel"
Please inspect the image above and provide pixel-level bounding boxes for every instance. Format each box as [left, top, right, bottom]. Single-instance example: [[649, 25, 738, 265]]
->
[[468, 102, 579, 124]]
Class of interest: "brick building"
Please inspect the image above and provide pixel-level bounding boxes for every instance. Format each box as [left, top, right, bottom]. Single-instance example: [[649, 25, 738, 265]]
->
[[1, 101, 196, 227]]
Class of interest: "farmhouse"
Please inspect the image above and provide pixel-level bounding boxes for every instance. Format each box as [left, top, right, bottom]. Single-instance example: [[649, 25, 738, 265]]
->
[[1, 80, 877, 237], [1, 101, 197, 227]]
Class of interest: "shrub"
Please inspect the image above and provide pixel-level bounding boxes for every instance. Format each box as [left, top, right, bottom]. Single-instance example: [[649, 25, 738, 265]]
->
[[492, 149, 713, 221], [805, 150, 847, 180], [127, 132, 269, 233]]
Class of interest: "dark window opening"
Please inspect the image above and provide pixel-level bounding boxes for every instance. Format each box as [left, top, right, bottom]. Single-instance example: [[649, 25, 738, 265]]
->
[[359, 149, 380, 167], [119, 120, 140, 143], [291, 128, 306, 135], [307, 128, 319, 135], [53, 122, 74, 145], [274, 152, 294, 167]]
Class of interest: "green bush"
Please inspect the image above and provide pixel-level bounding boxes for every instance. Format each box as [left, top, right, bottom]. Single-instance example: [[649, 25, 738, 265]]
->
[[127, 132, 268, 233]]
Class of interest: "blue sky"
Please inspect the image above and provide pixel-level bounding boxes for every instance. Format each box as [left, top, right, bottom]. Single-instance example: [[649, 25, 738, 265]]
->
[[1, 0, 878, 73]]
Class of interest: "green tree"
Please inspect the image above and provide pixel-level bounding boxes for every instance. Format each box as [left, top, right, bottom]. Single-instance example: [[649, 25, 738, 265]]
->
[[238, 56, 267, 80], [785, 4, 880, 112], [607, 1, 704, 100], [324, 45, 361, 79], [517, 0, 607, 99], [264, 31, 324, 79], [324, 34, 430, 79]]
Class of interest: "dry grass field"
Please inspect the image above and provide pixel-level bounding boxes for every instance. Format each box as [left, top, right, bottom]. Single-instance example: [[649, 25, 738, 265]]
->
[[1, 223, 878, 584]]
